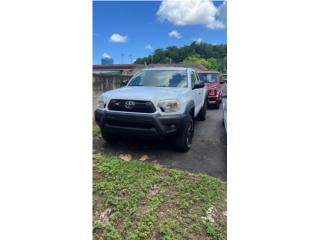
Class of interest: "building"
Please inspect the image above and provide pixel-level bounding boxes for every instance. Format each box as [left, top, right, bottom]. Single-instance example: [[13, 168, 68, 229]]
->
[[101, 54, 114, 64], [93, 63, 207, 76], [93, 64, 145, 76]]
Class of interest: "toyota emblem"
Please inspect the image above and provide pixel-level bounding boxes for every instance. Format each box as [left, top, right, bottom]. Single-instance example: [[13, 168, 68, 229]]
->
[[125, 101, 135, 109]]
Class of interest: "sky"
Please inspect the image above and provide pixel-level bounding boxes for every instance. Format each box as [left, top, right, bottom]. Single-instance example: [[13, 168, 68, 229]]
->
[[93, 0, 227, 64]]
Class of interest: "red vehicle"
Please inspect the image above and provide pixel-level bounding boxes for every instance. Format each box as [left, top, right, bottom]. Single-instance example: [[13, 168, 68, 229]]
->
[[198, 71, 224, 108]]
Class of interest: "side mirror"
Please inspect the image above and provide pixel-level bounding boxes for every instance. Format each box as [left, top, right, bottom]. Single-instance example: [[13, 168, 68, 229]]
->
[[122, 79, 129, 86], [220, 79, 226, 84], [193, 81, 205, 89]]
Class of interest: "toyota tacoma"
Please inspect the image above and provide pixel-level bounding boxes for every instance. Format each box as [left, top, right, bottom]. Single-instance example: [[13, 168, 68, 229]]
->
[[94, 67, 207, 152]]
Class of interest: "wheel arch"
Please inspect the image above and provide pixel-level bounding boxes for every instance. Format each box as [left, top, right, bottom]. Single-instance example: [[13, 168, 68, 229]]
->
[[185, 101, 195, 118]]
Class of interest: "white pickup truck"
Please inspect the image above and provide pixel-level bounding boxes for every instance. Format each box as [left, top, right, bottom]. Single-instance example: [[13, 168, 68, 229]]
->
[[95, 67, 207, 152]]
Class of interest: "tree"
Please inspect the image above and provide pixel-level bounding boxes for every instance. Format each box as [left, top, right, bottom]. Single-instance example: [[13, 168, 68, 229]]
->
[[207, 58, 218, 70], [134, 42, 227, 72], [183, 54, 215, 70]]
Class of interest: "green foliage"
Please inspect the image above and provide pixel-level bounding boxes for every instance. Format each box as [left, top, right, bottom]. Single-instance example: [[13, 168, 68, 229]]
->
[[93, 125, 101, 137], [159, 219, 176, 240], [208, 57, 218, 70], [93, 154, 226, 240], [205, 220, 226, 240], [103, 223, 122, 240], [134, 42, 227, 72], [182, 54, 217, 70]]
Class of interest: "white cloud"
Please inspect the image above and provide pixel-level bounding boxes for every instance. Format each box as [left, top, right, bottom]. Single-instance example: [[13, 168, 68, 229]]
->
[[102, 53, 112, 58], [157, 0, 226, 30], [217, 0, 227, 27], [193, 38, 203, 43], [109, 33, 128, 43], [144, 44, 153, 50], [168, 30, 182, 39]]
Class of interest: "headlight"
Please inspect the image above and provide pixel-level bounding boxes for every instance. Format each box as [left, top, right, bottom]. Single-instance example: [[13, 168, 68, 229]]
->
[[158, 99, 180, 113], [97, 97, 105, 108]]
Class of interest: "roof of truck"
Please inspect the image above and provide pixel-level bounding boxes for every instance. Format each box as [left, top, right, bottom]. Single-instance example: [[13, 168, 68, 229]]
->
[[197, 70, 220, 73], [147, 63, 207, 71], [143, 67, 191, 71]]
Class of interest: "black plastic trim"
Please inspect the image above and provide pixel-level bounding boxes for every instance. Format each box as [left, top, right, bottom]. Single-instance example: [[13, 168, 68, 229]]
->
[[94, 109, 189, 138]]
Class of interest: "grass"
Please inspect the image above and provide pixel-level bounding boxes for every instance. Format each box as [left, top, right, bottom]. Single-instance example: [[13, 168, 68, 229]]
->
[[93, 154, 227, 240], [93, 124, 101, 138]]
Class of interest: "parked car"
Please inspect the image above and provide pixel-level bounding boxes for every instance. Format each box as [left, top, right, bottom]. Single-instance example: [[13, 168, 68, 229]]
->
[[198, 71, 225, 108], [95, 67, 207, 152], [221, 83, 227, 132]]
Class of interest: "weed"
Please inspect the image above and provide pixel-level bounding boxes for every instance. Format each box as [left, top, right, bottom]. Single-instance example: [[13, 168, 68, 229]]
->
[[93, 125, 101, 137], [93, 155, 226, 240]]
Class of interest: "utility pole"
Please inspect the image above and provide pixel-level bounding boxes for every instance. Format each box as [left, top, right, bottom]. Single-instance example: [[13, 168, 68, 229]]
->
[[129, 54, 132, 63]]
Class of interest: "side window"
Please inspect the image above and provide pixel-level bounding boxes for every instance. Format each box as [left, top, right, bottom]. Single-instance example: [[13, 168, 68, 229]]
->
[[191, 72, 196, 89], [195, 72, 201, 82]]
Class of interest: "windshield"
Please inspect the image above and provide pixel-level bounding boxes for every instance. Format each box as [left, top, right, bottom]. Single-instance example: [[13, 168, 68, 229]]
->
[[198, 73, 218, 83], [128, 69, 188, 88]]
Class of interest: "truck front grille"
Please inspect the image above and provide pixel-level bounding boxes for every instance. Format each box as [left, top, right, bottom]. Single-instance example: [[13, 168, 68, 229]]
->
[[108, 99, 156, 113]]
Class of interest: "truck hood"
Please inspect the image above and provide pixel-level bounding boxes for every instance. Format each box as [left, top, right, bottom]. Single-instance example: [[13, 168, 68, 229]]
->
[[101, 86, 189, 102]]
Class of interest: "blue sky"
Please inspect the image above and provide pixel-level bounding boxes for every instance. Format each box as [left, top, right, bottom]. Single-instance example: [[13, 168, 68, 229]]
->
[[93, 0, 227, 64]]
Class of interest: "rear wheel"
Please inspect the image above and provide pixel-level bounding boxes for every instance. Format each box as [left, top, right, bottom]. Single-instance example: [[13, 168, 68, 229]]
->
[[174, 115, 194, 152], [197, 100, 207, 121]]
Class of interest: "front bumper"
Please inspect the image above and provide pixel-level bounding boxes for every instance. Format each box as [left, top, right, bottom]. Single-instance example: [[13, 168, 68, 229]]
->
[[208, 95, 219, 104], [95, 109, 188, 138]]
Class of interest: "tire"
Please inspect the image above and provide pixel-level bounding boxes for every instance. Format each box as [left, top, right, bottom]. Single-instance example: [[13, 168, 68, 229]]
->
[[213, 101, 220, 109], [197, 99, 207, 121], [101, 127, 119, 144], [174, 115, 194, 152]]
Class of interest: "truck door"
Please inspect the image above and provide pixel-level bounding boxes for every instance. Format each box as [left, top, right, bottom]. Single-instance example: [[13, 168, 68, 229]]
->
[[191, 71, 202, 115]]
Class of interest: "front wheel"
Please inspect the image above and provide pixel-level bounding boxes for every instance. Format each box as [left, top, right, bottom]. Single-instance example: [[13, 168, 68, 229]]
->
[[174, 115, 194, 152]]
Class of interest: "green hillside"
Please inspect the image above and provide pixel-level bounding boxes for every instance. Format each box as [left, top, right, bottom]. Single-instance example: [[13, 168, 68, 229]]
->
[[134, 42, 227, 73]]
